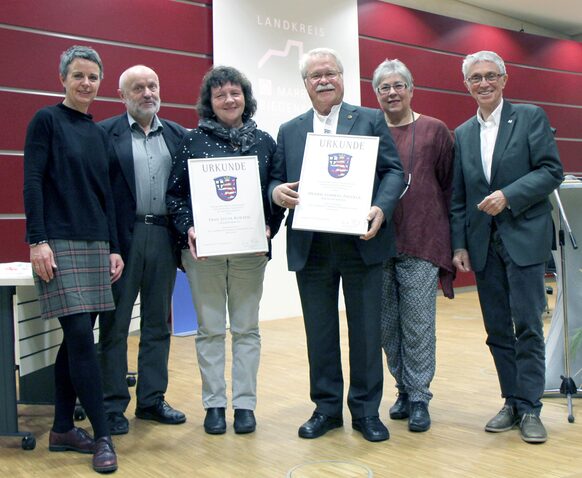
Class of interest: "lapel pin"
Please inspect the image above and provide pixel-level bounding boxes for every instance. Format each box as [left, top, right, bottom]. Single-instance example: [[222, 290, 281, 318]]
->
[[347, 114, 353, 119], [508, 119, 513, 123]]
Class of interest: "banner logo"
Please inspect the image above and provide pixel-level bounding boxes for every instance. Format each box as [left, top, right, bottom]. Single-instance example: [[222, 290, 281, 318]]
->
[[328, 153, 352, 178], [214, 176, 238, 201]]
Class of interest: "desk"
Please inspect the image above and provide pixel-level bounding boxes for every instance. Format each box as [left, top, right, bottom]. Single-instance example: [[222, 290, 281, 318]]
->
[[0, 263, 36, 449], [1, 262, 143, 450]]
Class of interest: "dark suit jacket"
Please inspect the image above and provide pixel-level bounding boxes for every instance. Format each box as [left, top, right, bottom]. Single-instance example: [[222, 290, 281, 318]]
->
[[450, 100, 563, 272], [269, 102, 404, 272], [99, 114, 187, 262]]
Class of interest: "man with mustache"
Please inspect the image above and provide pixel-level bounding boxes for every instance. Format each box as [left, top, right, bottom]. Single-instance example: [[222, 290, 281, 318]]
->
[[269, 48, 404, 442], [98, 65, 187, 435], [451, 51, 563, 443]]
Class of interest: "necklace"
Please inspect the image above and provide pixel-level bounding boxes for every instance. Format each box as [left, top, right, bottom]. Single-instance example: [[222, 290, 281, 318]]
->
[[398, 110, 416, 199]]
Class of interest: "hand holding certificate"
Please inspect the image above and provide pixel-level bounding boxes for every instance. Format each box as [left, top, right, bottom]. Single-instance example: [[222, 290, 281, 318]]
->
[[188, 156, 268, 257], [292, 133, 380, 235]]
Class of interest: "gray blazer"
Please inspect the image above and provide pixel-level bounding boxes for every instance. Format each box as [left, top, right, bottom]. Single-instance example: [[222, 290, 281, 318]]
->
[[269, 102, 404, 272], [450, 100, 563, 272]]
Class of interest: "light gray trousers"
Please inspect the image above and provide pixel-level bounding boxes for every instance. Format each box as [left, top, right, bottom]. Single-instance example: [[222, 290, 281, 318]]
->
[[182, 251, 267, 410]]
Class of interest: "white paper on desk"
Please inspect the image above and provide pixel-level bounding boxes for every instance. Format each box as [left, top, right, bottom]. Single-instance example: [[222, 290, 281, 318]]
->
[[292, 133, 379, 235], [188, 156, 268, 257], [0, 262, 33, 284]]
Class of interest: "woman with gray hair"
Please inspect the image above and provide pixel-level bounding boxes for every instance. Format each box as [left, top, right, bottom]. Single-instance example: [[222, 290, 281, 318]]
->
[[372, 58, 455, 432], [23, 45, 121, 473]]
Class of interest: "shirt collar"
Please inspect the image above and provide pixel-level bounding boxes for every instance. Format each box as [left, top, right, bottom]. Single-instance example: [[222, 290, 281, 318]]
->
[[476, 99, 503, 128], [313, 102, 342, 122], [127, 112, 163, 134]]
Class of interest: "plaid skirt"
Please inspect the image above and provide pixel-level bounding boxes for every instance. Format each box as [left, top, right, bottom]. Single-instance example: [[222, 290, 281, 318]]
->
[[34, 239, 115, 320]]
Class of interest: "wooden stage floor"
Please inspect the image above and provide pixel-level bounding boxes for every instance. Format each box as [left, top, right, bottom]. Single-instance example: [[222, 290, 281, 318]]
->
[[2, 286, 582, 477]]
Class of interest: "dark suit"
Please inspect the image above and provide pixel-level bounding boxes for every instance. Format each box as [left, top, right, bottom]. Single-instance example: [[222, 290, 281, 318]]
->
[[98, 113, 186, 413], [270, 103, 404, 418], [451, 100, 563, 414]]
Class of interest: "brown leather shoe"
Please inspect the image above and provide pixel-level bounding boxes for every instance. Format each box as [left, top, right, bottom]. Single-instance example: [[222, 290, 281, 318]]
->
[[49, 427, 95, 454], [93, 436, 118, 473]]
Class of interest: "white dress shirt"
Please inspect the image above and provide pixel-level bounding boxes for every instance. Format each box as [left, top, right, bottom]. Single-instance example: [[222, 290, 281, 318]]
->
[[313, 103, 342, 135], [476, 99, 503, 183]]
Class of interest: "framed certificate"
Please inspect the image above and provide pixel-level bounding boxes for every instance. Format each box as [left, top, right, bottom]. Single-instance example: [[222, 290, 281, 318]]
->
[[292, 133, 379, 235], [188, 156, 268, 257]]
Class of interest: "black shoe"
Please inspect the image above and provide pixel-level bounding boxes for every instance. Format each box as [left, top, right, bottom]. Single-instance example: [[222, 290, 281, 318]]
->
[[408, 402, 431, 432], [106, 411, 129, 435], [234, 409, 256, 434], [135, 399, 186, 425], [204, 407, 226, 434], [352, 416, 390, 442], [298, 412, 343, 439], [389, 393, 409, 419]]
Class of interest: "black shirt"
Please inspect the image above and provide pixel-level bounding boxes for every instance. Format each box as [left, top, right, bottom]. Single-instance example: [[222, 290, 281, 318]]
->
[[23, 103, 119, 252]]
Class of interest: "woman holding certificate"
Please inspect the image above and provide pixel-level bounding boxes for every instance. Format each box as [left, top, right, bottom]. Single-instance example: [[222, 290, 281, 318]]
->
[[167, 66, 283, 435], [23, 45, 121, 472], [372, 59, 455, 433]]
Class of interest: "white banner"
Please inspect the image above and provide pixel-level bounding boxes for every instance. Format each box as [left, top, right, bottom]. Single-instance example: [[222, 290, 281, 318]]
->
[[212, 0, 359, 320], [213, 0, 360, 139]]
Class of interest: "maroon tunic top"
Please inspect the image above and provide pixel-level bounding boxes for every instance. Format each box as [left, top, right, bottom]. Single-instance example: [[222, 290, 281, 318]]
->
[[389, 114, 455, 298]]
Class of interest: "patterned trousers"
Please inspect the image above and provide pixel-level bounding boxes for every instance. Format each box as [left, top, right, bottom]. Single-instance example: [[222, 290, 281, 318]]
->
[[381, 254, 438, 404]]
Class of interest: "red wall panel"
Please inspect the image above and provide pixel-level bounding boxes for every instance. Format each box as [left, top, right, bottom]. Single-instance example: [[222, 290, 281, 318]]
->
[[359, 38, 469, 94], [0, 0, 212, 55], [0, 29, 212, 105], [557, 142, 582, 174], [2, 92, 198, 153], [358, 1, 582, 72], [359, 37, 582, 106], [358, 0, 582, 181], [0, 220, 28, 263], [0, 155, 23, 214]]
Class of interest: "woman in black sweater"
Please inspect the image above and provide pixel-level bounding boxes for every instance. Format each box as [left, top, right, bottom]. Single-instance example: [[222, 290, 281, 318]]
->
[[23, 45, 122, 474]]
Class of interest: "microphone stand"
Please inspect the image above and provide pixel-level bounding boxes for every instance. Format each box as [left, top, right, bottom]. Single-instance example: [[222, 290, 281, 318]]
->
[[552, 188, 578, 423]]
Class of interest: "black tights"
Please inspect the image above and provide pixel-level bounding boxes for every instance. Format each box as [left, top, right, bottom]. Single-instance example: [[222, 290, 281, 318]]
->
[[53, 312, 108, 439]]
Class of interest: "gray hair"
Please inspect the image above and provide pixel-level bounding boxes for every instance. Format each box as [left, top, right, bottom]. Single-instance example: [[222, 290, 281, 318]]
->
[[299, 47, 344, 79], [59, 45, 104, 80], [462, 50, 506, 78], [372, 59, 414, 91]]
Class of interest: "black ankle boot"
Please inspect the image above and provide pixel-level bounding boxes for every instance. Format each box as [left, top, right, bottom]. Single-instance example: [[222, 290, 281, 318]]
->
[[408, 402, 431, 432], [389, 393, 409, 420], [204, 407, 226, 434]]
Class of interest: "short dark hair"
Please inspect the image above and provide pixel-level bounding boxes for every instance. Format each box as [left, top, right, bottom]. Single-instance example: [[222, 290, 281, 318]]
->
[[196, 66, 257, 122]]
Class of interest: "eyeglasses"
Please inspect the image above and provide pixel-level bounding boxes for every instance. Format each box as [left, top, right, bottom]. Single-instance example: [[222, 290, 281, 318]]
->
[[466, 73, 504, 85], [376, 82, 407, 95], [305, 70, 341, 83]]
